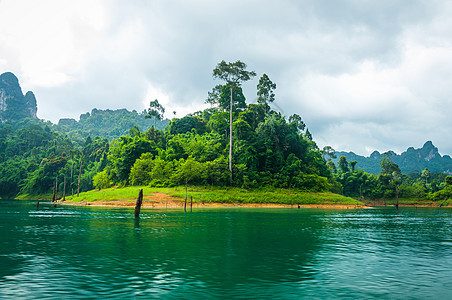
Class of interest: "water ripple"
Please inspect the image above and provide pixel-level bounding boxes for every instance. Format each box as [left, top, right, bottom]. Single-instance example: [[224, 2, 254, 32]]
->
[[1, 202, 452, 298]]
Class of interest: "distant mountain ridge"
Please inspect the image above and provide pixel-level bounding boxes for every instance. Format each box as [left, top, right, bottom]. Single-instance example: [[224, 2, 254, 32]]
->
[[335, 141, 452, 175], [0, 72, 37, 122], [54, 108, 170, 145]]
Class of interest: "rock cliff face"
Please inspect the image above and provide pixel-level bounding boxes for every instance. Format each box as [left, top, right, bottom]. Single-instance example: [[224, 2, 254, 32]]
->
[[0, 72, 37, 122]]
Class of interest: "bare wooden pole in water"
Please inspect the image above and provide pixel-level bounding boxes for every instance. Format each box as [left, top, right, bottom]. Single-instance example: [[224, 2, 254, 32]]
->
[[135, 189, 143, 218], [184, 181, 188, 213]]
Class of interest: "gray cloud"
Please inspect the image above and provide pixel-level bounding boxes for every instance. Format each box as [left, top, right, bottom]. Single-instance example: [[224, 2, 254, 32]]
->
[[1, 0, 452, 155]]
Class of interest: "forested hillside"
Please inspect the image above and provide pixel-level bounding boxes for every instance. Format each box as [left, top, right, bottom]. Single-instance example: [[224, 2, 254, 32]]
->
[[0, 66, 332, 199], [334, 141, 452, 175], [0, 102, 329, 198], [54, 108, 170, 146]]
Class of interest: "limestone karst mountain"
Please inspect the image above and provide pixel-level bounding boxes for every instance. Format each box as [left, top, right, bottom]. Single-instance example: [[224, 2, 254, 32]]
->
[[0, 72, 37, 122], [334, 141, 452, 175]]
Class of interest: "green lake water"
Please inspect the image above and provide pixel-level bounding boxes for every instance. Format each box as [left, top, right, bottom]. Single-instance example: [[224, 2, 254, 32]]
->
[[1, 200, 451, 299]]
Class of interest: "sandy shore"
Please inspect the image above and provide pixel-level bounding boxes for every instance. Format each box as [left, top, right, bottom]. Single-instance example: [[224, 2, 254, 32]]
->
[[60, 192, 369, 209]]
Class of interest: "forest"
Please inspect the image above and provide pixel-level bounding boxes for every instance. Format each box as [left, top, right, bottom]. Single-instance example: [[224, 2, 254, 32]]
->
[[0, 61, 451, 205]]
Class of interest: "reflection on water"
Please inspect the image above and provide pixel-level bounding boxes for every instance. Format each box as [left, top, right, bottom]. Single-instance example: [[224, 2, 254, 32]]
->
[[1, 200, 451, 298]]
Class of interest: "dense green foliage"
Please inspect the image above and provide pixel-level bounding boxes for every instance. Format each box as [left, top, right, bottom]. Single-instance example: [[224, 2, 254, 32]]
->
[[104, 105, 330, 191], [54, 108, 169, 146], [0, 116, 112, 198], [328, 152, 452, 204]]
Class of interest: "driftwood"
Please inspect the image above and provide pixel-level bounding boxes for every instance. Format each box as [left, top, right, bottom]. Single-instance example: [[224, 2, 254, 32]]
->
[[135, 189, 144, 218]]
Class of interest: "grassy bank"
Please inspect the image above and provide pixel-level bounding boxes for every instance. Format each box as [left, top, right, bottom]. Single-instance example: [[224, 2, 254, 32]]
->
[[63, 186, 363, 206], [364, 197, 452, 207], [15, 193, 54, 200]]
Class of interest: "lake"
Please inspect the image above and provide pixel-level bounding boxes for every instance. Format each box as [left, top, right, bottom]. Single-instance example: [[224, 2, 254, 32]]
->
[[1, 200, 451, 299]]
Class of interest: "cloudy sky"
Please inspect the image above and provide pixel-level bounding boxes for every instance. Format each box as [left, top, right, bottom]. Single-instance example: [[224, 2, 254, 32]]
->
[[1, 0, 452, 156]]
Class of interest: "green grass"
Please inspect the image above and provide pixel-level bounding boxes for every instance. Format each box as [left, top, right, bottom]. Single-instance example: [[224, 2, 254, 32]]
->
[[64, 185, 363, 206], [20, 186, 451, 207], [368, 197, 451, 207], [15, 193, 54, 200], [64, 186, 157, 203]]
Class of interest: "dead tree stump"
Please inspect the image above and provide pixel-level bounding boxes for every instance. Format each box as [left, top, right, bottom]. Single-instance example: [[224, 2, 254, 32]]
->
[[135, 189, 144, 218]]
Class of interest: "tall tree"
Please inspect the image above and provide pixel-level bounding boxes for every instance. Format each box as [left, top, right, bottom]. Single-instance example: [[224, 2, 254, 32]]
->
[[338, 156, 349, 173], [380, 157, 402, 209], [145, 99, 165, 128], [421, 168, 430, 185], [206, 84, 247, 112], [257, 74, 276, 114], [212, 60, 256, 178], [445, 175, 452, 186], [205, 84, 223, 108], [218, 84, 247, 111], [322, 145, 336, 160], [326, 159, 337, 173], [392, 171, 402, 209], [289, 114, 306, 133], [173, 157, 204, 210], [349, 161, 358, 173], [380, 157, 400, 175]]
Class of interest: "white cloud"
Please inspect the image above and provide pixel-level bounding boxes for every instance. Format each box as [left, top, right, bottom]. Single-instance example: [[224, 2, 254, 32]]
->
[[0, 0, 108, 87]]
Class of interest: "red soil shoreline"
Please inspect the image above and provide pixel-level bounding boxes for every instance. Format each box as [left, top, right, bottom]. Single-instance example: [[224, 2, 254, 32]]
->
[[60, 192, 369, 209]]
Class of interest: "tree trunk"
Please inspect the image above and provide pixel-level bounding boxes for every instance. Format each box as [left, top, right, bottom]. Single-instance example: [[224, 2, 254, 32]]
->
[[229, 85, 233, 180], [70, 154, 74, 193], [395, 185, 399, 210], [77, 149, 85, 197], [70, 154, 74, 180], [63, 175, 66, 201], [190, 196, 193, 212], [135, 189, 143, 218], [52, 179, 56, 202]]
